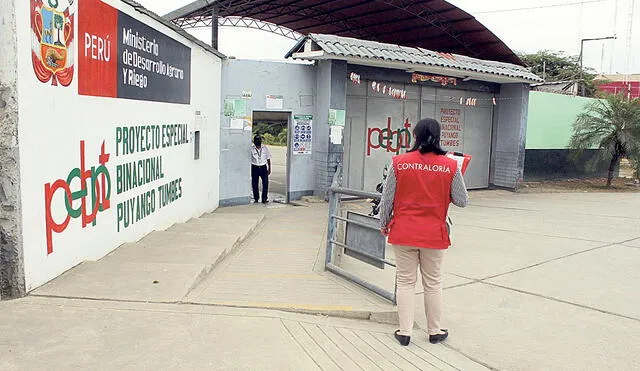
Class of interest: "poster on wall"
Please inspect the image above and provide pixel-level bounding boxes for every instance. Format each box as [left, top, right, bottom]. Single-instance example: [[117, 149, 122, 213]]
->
[[293, 115, 313, 155], [78, 0, 191, 104], [223, 99, 246, 117], [328, 109, 346, 126]]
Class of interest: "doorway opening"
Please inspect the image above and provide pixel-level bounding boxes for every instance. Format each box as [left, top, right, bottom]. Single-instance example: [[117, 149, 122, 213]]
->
[[252, 111, 290, 204]]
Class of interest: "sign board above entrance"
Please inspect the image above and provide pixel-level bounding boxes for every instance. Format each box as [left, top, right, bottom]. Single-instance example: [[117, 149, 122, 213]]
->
[[411, 73, 457, 87], [265, 95, 284, 110], [78, 0, 192, 104]]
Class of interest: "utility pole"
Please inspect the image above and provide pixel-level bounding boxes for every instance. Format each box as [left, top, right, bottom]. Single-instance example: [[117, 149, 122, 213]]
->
[[610, 0, 619, 73], [578, 36, 617, 96], [623, 0, 636, 98]]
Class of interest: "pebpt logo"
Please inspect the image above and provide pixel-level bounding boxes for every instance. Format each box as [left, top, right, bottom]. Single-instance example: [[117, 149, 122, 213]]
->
[[31, 0, 75, 86], [44, 140, 111, 255], [367, 117, 412, 156]]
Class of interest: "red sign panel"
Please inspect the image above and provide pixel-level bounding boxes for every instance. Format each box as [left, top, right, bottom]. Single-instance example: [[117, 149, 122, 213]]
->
[[78, 0, 118, 97]]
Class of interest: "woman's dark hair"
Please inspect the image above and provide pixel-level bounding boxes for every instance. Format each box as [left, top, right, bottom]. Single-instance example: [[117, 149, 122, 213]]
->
[[253, 135, 262, 146], [408, 118, 447, 155]]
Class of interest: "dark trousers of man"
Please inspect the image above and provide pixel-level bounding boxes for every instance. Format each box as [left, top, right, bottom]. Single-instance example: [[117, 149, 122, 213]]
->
[[251, 164, 269, 203]]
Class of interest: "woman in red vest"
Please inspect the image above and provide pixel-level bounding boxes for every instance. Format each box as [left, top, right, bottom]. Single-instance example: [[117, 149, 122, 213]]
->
[[380, 118, 468, 346]]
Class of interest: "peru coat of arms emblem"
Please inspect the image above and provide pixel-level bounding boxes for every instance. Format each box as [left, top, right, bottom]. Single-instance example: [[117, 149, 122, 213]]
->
[[31, 0, 75, 86]]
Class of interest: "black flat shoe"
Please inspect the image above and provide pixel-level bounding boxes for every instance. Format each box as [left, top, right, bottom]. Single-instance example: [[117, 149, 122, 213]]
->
[[394, 330, 410, 346], [429, 329, 448, 344]]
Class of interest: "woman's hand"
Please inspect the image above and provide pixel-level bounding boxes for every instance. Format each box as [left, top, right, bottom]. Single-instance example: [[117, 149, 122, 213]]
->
[[380, 227, 389, 236]]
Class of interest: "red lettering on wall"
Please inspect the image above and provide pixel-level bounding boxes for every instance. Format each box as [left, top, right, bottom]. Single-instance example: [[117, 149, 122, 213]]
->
[[44, 141, 112, 255], [366, 117, 412, 156]]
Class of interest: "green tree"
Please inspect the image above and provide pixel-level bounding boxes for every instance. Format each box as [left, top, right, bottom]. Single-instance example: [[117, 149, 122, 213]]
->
[[569, 94, 640, 187], [53, 13, 64, 46], [261, 133, 276, 146], [277, 128, 288, 146], [253, 123, 288, 146], [253, 122, 286, 137], [519, 50, 597, 97]]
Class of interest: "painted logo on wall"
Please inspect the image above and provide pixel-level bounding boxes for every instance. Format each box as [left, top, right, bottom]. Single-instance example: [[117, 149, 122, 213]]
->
[[44, 140, 111, 255], [367, 118, 412, 156], [30, 0, 75, 86]]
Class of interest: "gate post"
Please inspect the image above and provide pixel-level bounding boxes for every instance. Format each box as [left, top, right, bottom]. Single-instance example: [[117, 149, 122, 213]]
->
[[325, 189, 339, 266]]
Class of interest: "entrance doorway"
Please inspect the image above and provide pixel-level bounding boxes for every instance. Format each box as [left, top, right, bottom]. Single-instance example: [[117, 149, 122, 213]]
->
[[252, 111, 290, 204]]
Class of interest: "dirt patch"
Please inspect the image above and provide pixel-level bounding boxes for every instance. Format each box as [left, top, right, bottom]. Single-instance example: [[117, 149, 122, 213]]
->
[[520, 177, 640, 193]]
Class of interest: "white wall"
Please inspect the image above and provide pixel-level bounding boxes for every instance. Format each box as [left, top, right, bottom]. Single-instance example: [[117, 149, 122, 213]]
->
[[17, 0, 221, 291]]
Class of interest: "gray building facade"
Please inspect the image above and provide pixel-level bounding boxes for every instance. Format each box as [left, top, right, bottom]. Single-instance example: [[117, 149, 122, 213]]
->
[[218, 34, 542, 206]]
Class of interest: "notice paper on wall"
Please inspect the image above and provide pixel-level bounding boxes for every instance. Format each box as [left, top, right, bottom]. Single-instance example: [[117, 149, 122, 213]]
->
[[330, 126, 343, 144], [266, 95, 284, 110], [230, 118, 244, 130]]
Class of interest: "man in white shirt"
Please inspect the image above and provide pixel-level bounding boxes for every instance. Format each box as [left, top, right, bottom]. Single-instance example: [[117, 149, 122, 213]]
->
[[251, 135, 272, 204]]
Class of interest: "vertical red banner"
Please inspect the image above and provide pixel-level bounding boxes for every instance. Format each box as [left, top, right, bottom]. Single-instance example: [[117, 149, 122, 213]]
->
[[78, 0, 118, 97]]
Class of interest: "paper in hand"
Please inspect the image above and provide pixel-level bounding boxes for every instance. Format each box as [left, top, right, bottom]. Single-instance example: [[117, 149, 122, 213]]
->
[[446, 152, 472, 175]]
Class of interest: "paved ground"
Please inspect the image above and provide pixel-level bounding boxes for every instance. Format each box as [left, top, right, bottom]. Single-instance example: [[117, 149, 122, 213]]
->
[[2, 191, 640, 370], [268, 145, 287, 196], [0, 297, 485, 371], [32, 212, 265, 303], [185, 203, 395, 315]]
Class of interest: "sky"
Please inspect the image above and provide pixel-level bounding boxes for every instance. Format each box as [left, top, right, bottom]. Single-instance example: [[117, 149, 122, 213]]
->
[[136, 0, 640, 74]]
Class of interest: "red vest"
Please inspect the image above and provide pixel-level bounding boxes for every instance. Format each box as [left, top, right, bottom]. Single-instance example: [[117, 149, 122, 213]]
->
[[387, 151, 456, 249]]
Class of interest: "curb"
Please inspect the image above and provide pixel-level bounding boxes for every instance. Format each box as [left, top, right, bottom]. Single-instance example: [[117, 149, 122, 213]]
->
[[181, 299, 399, 324], [183, 214, 266, 298]]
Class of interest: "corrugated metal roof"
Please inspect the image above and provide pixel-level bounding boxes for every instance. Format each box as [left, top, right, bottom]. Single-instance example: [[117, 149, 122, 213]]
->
[[167, 0, 524, 65], [287, 34, 542, 83]]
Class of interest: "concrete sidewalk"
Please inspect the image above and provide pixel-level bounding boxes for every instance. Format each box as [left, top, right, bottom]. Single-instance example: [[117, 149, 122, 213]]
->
[[0, 296, 487, 371], [33, 201, 395, 318], [329, 192, 640, 370], [33, 211, 265, 303], [185, 202, 395, 317], [15, 191, 640, 370]]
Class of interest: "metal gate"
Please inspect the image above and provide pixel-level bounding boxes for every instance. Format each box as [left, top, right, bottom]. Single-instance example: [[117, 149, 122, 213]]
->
[[325, 177, 397, 303]]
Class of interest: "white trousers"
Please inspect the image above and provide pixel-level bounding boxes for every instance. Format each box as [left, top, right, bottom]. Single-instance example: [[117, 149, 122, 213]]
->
[[393, 244, 444, 336]]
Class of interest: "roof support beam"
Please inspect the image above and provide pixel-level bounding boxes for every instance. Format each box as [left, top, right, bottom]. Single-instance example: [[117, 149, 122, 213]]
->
[[262, 0, 371, 25], [165, 0, 217, 20], [211, 5, 218, 49]]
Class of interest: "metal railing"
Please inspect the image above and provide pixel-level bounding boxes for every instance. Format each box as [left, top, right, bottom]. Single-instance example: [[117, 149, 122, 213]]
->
[[325, 186, 396, 303]]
